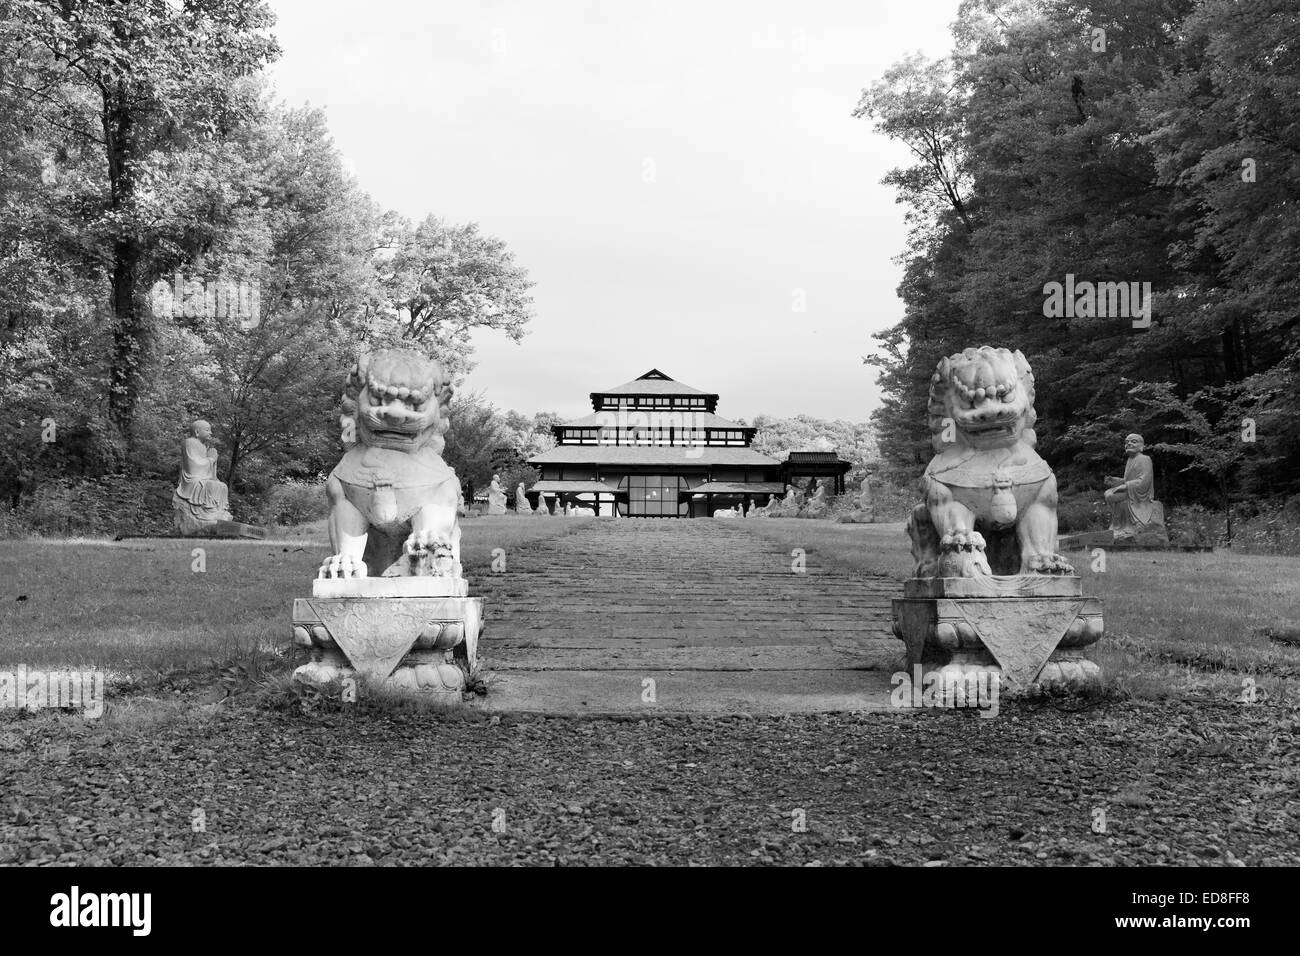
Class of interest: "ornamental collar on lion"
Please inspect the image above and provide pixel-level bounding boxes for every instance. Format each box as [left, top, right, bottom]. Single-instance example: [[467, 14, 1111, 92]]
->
[[922, 346, 1052, 489]]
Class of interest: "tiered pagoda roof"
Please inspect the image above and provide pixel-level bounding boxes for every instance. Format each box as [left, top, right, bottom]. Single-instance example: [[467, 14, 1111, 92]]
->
[[529, 446, 778, 467], [588, 368, 720, 412]]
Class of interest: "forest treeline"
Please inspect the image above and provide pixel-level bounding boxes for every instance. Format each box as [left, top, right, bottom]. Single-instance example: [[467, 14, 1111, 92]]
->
[[0, 0, 535, 505], [859, 0, 1299, 513]]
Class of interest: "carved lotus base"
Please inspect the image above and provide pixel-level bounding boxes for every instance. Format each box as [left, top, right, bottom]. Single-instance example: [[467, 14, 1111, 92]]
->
[[891, 579, 1103, 693], [291, 595, 483, 701], [294, 650, 467, 699]]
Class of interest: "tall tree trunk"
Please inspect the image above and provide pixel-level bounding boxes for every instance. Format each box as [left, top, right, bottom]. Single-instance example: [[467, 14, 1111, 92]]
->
[[108, 237, 144, 430], [103, 88, 146, 433], [1222, 476, 1233, 543], [225, 443, 243, 490], [1221, 325, 1236, 383]]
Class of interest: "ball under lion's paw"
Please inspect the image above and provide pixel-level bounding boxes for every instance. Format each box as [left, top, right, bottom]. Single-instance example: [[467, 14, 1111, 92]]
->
[[966, 531, 993, 574], [1026, 553, 1075, 575], [319, 553, 368, 579]]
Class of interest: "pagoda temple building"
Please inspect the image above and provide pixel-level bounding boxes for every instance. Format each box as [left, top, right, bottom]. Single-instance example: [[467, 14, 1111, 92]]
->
[[527, 369, 849, 517]]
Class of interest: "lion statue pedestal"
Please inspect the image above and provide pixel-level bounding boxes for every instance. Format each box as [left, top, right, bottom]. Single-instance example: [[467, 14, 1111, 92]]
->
[[290, 349, 483, 702], [890, 347, 1103, 696]]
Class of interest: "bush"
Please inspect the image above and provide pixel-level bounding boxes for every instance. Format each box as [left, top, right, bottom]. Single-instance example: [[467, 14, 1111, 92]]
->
[[865, 479, 917, 523], [1225, 503, 1300, 555], [0, 475, 175, 537], [261, 479, 328, 526], [1283, 494, 1300, 525], [1165, 501, 1300, 554], [0, 473, 296, 538], [1056, 491, 1109, 533], [1167, 503, 1218, 548], [818, 478, 915, 522]]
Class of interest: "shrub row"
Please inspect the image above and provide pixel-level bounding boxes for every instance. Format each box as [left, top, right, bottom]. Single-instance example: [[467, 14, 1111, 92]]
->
[[0, 476, 328, 537]]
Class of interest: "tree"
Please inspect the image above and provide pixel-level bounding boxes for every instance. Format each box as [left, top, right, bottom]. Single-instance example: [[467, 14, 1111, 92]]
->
[[442, 393, 513, 495], [0, 0, 280, 433], [1124, 381, 1273, 540], [752, 415, 878, 470], [502, 409, 562, 459], [857, 0, 1300, 507], [374, 215, 535, 376], [133, 97, 390, 488], [854, 53, 972, 232]]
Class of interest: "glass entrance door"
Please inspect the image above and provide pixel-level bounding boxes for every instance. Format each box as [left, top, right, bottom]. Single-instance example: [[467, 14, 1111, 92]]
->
[[626, 475, 682, 517]]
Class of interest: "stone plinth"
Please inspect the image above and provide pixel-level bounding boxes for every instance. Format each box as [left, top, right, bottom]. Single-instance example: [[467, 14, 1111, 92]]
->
[[892, 580, 1102, 693], [311, 576, 468, 599], [158, 516, 267, 539], [292, 595, 482, 701], [1059, 529, 1189, 551], [903, 575, 1082, 599]]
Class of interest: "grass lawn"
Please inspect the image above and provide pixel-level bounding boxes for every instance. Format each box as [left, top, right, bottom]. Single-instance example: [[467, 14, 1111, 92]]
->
[[4, 514, 1298, 701], [2, 516, 1298, 867], [738, 517, 1300, 702], [0, 517, 596, 677]]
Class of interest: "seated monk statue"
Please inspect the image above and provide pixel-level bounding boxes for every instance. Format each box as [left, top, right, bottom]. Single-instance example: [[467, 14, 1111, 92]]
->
[[173, 419, 232, 533], [802, 480, 829, 517], [1104, 433, 1168, 542], [856, 475, 873, 513]]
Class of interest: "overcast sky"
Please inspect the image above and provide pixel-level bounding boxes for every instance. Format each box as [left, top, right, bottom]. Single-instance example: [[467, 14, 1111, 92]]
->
[[267, 0, 960, 424]]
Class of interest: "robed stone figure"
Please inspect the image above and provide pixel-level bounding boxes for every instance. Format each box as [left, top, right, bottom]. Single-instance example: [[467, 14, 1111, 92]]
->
[[1103, 433, 1167, 542], [173, 420, 232, 533]]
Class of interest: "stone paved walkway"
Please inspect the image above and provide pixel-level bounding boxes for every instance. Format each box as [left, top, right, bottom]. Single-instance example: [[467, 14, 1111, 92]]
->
[[471, 519, 900, 713]]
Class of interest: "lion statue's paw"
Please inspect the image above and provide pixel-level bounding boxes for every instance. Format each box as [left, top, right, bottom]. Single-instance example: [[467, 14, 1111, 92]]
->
[[1025, 553, 1074, 575], [937, 529, 992, 577], [319, 553, 368, 579], [403, 528, 449, 556], [402, 530, 456, 576]]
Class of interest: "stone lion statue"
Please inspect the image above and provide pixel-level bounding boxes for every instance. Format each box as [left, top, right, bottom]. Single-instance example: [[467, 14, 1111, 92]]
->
[[319, 348, 461, 580], [906, 346, 1072, 578]]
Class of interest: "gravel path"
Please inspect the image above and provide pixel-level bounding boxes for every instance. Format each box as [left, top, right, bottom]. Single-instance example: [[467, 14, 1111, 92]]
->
[[2, 695, 1294, 866]]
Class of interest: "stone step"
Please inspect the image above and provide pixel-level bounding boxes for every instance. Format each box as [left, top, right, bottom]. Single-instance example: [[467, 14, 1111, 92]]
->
[[488, 646, 888, 671], [475, 668, 897, 715]]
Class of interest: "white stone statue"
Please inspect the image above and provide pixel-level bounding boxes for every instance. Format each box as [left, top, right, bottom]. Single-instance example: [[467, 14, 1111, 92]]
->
[[838, 473, 875, 523], [487, 474, 507, 515], [173, 419, 232, 534], [293, 348, 482, 702], [857, 475, 872, 512], [515, 482, 534, 515], [1103, 433, 1168, 543], [770, 483, 802, 517], [802, 481, 828, 518]]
